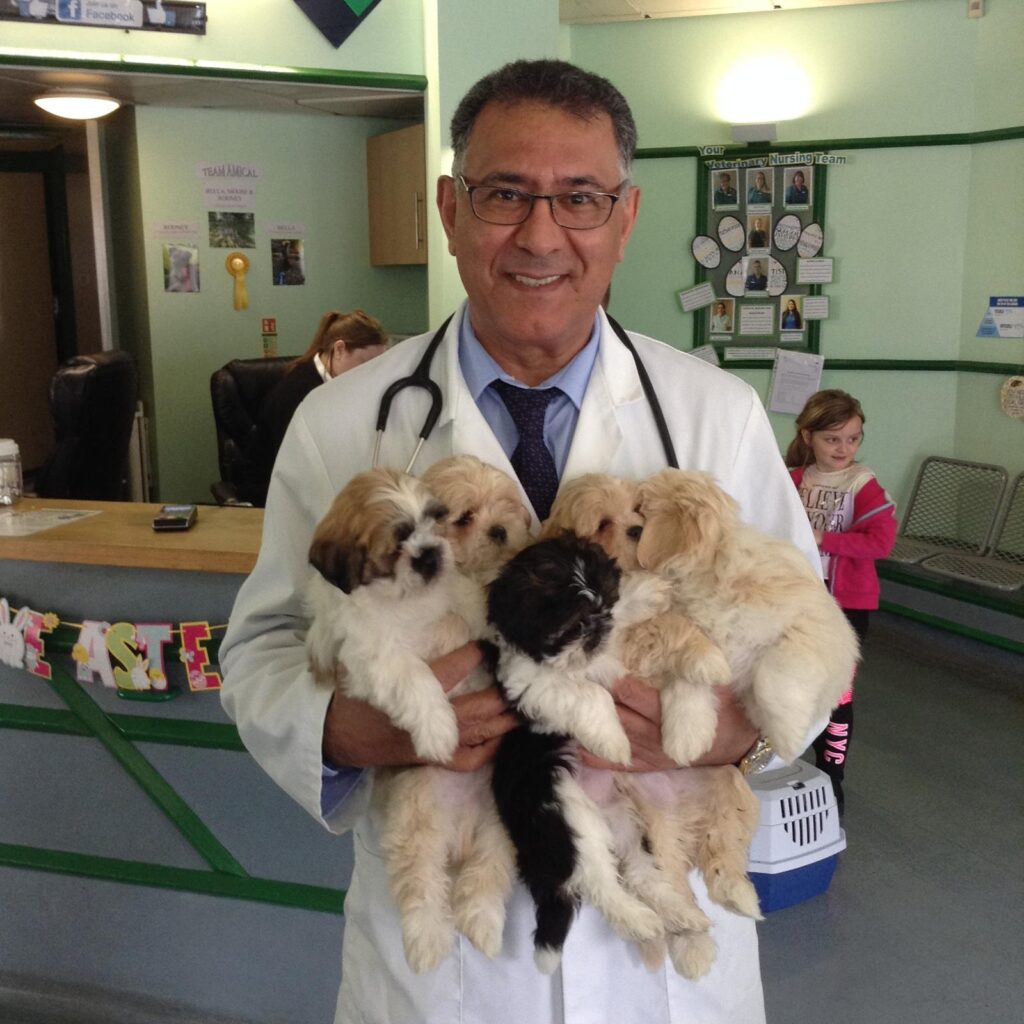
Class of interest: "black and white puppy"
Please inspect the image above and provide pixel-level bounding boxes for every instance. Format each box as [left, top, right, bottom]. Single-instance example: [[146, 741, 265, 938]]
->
[[488, 536, 666, 973]]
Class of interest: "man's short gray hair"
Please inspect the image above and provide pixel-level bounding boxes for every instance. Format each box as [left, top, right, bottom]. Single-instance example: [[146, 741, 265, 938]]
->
[[450, 59, 637, 182]]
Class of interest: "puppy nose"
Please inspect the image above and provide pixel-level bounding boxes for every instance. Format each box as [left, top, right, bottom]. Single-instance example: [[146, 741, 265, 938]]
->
[[626, 525, 642, 541], [411, 546, 441, 580], [488, 525, 508, 545]]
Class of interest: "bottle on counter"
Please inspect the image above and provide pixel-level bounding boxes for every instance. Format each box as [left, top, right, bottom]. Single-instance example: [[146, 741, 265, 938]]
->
[[0, 439, 23, 506]]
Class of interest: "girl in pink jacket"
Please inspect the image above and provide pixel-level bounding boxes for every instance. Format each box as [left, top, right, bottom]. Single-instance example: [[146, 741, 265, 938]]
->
[[786, 390, 898, 815]]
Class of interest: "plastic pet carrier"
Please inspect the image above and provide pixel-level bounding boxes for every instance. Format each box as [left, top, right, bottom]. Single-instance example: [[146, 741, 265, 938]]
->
[[746, 760, 846, 912]]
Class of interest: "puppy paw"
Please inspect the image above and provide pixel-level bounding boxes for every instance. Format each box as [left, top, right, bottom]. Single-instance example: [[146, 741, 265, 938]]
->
[[616, 574, 672, 624], [408, 705, 460, 763], [707, 874, 762, 920], [668, 931, 717, 981], [604, 898, 664, 943], [661, 720, 716, 767], [403, 915, 456, 974], [658, 896, 712, 936], [534, 945, 563, 975], [584, 727, 632, 767], [454, 899, 507, 959]]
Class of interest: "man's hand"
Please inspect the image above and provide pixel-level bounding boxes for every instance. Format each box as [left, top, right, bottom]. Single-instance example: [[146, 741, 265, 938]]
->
[[321, 643, 519, 772], [578, 676, 757, 771]]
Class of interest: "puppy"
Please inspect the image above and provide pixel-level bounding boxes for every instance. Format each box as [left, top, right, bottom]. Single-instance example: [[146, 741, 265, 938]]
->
[[305, 467, 479, 762], [488, 535, 669, 974], [545, 475, 761, 980], [306, 467, 496, 972], [637, 468, 860, 764], [378, 454, 539, 970], [546, 472, 733, 764], [422, 454, 533, 585]]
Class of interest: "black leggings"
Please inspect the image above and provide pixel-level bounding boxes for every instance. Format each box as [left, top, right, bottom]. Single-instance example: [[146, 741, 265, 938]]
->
[[812, 609, 869, 807]]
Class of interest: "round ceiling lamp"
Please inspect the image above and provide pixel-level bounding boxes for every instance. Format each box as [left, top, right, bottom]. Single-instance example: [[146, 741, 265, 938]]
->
[[34, 89, 122, 121]]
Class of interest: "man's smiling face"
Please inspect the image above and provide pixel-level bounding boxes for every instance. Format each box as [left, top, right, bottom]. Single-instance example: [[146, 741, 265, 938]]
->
[[438, 100, 639, 373]]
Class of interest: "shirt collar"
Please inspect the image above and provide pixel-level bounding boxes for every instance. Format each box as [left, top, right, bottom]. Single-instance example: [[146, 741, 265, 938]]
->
[[313, 351, 331, 383], [457, 308, 600, 410]]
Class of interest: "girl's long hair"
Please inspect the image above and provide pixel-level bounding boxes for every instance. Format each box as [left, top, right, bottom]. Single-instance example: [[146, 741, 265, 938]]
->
[[784, 389, 865, 467]]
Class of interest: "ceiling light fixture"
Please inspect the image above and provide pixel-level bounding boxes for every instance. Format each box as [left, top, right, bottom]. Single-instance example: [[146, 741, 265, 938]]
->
[[34, 89, 121, 121]]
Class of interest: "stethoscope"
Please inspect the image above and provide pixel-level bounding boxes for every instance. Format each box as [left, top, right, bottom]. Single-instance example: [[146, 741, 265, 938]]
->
[[372, 312, 679, 474]]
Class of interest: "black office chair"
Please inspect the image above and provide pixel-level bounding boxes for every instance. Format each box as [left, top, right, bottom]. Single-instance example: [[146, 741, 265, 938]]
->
[[34, 350, 139, 501], [209, 356, 292, 506]]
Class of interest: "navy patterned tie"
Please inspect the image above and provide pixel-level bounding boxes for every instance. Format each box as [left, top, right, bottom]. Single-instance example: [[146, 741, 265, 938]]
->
[[491, 379, 561, 521]]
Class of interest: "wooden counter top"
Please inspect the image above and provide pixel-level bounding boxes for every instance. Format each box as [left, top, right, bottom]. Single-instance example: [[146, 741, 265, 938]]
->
[[0, 499, 262, 574]]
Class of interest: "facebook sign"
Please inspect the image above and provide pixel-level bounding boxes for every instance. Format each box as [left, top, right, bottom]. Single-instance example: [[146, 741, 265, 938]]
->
[[56, 0, 145, 28]]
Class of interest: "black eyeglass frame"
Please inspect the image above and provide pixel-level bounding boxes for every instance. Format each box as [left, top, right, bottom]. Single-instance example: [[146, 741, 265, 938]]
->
[[456, 174, 626, 230]]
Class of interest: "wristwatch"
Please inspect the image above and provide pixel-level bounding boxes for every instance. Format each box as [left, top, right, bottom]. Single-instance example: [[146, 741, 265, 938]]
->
[[738, 735, 775, 776]]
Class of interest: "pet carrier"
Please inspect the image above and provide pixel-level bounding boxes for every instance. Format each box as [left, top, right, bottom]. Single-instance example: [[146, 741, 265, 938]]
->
[[746, 759, 846, 912]]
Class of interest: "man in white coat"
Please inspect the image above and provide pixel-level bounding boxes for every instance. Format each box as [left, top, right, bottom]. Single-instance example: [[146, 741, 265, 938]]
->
[[221, 59, 818, 1024]]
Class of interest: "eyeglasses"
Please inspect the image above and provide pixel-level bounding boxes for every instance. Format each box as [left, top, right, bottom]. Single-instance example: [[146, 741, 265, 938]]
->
[[457, 175, 625, 230]]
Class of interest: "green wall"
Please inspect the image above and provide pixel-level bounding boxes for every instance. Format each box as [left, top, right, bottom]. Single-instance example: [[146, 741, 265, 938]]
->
[[570, 0, 1024, 511], [134, 106, 427, 503]]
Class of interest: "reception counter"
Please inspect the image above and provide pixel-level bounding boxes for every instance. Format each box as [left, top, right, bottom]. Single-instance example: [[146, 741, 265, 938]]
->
[[0, 497, 263, 573], [0, 499, 350, 1024]]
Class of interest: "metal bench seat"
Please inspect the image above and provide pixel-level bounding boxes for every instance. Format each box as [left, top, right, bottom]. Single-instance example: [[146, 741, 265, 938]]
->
[[887, 457, 1007, 565], [918, 472, 1024, 592]]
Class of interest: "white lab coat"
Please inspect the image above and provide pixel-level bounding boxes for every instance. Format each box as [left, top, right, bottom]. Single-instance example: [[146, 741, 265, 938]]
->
[[220, 304, 819, 1024]]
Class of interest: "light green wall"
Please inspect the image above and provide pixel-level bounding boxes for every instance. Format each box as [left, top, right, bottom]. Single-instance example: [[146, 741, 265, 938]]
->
[[2, 0, 425, 74], [570, 0, 1022, 147], [571, 0, 1024, 509], [134, 106, 428, 503], [423, 0, 561, 322]]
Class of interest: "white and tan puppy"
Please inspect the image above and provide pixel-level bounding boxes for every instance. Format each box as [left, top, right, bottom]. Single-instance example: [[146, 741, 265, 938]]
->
[[637, 468, 859, 763], [545, 475, 761, 980], [423, 454, 533, 585], [306, 467, 501, 973], [305, 467, 481, 763]]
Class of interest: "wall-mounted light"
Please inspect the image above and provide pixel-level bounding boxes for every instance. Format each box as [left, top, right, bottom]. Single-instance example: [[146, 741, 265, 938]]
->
[[34, 89, 121, 121], [716, 54, 812, 127]]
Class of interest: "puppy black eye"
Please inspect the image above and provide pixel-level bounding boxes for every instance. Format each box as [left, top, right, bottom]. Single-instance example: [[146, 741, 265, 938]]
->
[[488, 525, 507, 544], [394, 523, 413, 543], [626, 525, 642, 540], [454, 510, 474, 528], [598, 518, 612, 532], [427, 502, 449, 522]]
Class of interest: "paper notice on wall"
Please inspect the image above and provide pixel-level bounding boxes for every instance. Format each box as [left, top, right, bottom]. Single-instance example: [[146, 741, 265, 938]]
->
[[797, 258, 834, 284], [802, 296, 830, 320], [739, 304, 775, 336], [724, 347, 776, 361], [768, 349, 825, 414], [977, 296, 1024, 338], [688, 345, 721, 365], [154, 222, 200, 241], [203, 184, 257, 211], [678, 282, 716, 312]]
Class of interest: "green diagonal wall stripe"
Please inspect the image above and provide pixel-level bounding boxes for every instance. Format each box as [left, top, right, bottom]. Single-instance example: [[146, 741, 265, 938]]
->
[[44, 664, 248, 878], [0, 843, 345, 915]]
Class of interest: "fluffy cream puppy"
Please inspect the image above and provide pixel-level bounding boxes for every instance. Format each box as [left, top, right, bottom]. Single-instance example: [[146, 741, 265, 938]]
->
[[636, 468, 859, 763], [422, 454, 533, 584], [546, 474, 761, 979], [304, 467, 502, 973]]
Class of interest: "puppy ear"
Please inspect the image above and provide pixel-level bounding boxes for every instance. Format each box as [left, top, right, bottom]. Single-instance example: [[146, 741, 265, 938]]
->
[[308, 537, 367, 593]]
